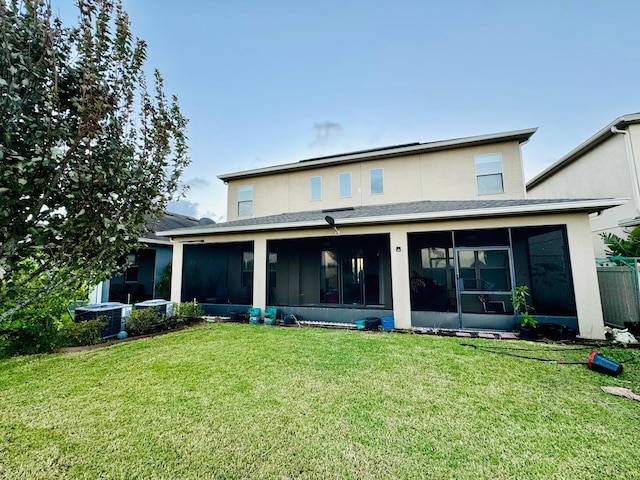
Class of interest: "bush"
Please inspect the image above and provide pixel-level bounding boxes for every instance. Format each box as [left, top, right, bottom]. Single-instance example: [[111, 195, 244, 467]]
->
[[0, 316, 62, 356], [126, 308, 164, 336], [59, 319, 105, 347], [0, 257, 90, 356], [175, 302, 204, 324]]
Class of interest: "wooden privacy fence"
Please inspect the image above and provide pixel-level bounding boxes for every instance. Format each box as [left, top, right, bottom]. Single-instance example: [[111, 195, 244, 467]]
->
[[596, 257, 640, 328]]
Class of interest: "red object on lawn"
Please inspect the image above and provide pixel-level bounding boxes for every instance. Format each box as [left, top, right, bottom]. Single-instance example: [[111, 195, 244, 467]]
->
[[587, 351, 623, 376]]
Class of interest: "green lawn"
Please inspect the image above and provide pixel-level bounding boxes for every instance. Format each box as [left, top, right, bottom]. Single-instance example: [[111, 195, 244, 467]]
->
[[1, 323, 639, 479]]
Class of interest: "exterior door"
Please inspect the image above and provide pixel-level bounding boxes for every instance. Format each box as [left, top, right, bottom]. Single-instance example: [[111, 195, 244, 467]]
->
[[455, 247, 516, 330]]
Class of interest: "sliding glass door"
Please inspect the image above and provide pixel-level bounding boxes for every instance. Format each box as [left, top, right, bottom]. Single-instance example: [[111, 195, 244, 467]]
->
[[455, 247, 514, 328], [320, 247, 382, 305]]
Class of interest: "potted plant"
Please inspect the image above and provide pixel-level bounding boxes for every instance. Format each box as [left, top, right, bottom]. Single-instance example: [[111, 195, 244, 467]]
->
[[512, 285, 538, 339]]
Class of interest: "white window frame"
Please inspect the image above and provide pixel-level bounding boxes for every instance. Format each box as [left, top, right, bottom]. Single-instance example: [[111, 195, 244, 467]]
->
[[339, 172, 352, 198], [475, 153, 504, 195], [310, 176, 322, 201], [237, 185, 253, 216], [370, 168, 384, 195]]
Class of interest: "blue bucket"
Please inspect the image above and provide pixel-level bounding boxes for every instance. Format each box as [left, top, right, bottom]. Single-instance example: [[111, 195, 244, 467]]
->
[[587, 351, 623, 376], [355, 319, 366, 330], [381, 316, 394, 331]]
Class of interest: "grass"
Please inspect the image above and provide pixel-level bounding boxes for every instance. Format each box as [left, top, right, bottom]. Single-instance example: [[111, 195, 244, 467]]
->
[[0, 323, 639, 479]]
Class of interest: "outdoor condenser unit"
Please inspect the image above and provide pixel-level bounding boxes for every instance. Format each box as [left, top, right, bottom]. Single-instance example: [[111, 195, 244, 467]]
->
[[74, 302, 132, 338], [134, 299, 174, 317]]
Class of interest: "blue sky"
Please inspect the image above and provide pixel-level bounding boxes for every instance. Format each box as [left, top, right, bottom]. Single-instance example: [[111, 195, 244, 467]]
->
[[54, 0, 640, 221]]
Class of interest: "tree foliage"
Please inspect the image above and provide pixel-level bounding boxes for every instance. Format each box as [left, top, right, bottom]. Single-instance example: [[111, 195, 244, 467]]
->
[[600, 227, 640, 258], [0, 256, 89, 355], [0, 0, 189, 323]]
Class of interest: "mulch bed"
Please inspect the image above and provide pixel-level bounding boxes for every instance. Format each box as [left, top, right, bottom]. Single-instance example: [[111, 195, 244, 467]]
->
[[59, 317, 634, 353], [59, 320, 207, 353]]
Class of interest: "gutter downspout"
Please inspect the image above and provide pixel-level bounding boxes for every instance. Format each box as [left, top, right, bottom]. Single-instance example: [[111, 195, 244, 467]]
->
[[611, 125, 640, 213], [519, 137, 532, 199]]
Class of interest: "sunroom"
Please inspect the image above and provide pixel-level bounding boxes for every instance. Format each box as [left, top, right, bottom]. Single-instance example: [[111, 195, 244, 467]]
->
[[160, 198, 622, 339]]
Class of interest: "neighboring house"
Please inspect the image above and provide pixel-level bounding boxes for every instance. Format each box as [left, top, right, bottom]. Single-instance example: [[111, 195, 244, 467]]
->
[[90, 212, 201, 304], [527, 113, 640, 257], [159, 129, 623, 339]]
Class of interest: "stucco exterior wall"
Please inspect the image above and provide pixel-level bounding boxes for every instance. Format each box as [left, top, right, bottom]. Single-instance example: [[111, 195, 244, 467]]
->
[[418, 142, 525, 201], [528, 133, 636, 257], [169, 211, 605, 338], [225, 140, 526, 221]]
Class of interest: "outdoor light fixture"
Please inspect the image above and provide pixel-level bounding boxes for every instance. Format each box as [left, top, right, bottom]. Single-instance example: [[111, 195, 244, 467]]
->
[[324, 215, 340, 234], [396, 246, 402, 252]]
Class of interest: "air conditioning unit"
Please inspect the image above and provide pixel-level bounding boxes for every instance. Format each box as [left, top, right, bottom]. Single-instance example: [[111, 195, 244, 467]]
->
[[74, 302, 132, 338], [134, 299, 174, 317]]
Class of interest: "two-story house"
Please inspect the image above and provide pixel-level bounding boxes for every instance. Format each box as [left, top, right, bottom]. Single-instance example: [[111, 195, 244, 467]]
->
[[159, 128, 623, 339], [527, 113, 640, 257]]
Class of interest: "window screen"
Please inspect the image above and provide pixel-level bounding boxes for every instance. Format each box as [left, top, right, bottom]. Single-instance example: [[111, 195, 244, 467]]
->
[[475, 154, 504, 195], [370, 168, 383, 195], [310, 176, 322, 201], [339, 172, 351, 198]]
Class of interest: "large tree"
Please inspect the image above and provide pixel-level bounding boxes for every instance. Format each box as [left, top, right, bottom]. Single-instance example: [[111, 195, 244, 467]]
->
[[0, 0, 189, 322]]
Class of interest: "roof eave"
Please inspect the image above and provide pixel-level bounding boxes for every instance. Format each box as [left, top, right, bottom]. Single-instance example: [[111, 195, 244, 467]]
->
[[527, 113, 640, 189], [218, 128, 538, 182], [158, 198, 625, 239], [139, 237, 173, 246]]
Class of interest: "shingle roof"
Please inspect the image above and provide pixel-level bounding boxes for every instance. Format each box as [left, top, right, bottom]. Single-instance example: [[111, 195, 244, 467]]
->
[[158, 198, 625, 238], [142, 212, 201, 242]]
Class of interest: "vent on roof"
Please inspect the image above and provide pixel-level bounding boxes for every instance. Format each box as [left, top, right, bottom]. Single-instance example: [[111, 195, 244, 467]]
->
[[322, 207, 354, 213]]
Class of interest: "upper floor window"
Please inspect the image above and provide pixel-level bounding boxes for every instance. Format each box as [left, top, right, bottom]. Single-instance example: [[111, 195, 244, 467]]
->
[[475, 153, 504, 195], [310, 176, 322, 201], [238, 185, 253, 216], [370, 168, 384, 195], [339, 172, 352, 198]]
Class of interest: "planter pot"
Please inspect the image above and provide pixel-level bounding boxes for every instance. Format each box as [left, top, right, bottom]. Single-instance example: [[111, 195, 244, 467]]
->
[[539, 323, 577, 341], [364, 317, 381, 331], [517, 325, 541, 340]]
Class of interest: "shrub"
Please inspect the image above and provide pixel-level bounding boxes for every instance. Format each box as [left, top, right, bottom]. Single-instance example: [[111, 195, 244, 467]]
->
[[0, 257, 90, 356], [0, 316, 62, 356], [126, 308, 164, 336], [59, 319, 106, 347], [175, 302, 204, 324]]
